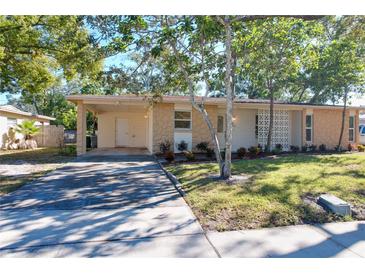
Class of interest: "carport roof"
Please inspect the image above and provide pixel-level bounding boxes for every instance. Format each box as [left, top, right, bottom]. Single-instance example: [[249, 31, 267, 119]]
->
[[66, 94, 365, 111]]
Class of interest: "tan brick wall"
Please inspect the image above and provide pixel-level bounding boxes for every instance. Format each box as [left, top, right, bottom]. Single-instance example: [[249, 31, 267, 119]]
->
[[192, 105, 218, 151], [302, 108, 355, 149], [152, 103, 174, 153]]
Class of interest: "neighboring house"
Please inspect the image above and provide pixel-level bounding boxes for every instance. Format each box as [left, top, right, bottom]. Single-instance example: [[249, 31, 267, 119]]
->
[[66, 95, 365, 156], [0, 105, 56, 149]]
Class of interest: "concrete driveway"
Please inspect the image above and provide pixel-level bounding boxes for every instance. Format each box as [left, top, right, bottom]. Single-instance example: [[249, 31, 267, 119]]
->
[[0, 153, 218, 257]]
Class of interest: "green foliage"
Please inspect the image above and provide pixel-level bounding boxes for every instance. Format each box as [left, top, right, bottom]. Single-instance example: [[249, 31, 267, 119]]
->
[[290, 145, 300, 153], [236, 147, 247, 158], [164, 151, 175, 162], [0, 16, 102, 95], [196, 142, 209, 152], [358, 145, 365, 152], [319, 144, 327, 152], [15, 120, 40, 139], [177, 140, 188, 152], [159, 140, 171, 154], [58, 145, 76, 156], [183, 150, 195, 161]]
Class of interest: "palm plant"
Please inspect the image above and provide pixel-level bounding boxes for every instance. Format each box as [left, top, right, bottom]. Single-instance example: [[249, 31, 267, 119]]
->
[[16, 120, 40, 140]]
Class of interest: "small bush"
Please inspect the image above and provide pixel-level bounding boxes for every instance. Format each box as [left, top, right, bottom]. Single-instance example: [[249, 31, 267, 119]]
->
[[319, 144, 326, 152], [309, 145, 317, 152], [348, 143, 356, 152], [301, 145, 308, 153], [248, 146, 261, 158], [206, 148, 214, 158], [237, 147, 247, 158], [358, 145, 365, 152], [183, 150, 195, 161], [159, 140, 171, 154], [164, 151, 175, 162], [272, 144, 283, 155], [177, 140, 188, 152], [220, 148, 226, 160], [196, 142, 209, 152], [290, 145, 299, 153], [58, 145, 76, 156], [334, 145, 343, 152]]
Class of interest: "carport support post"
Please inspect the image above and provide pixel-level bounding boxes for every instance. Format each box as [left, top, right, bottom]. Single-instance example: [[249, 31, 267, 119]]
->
[[76, 101, 87, 156]]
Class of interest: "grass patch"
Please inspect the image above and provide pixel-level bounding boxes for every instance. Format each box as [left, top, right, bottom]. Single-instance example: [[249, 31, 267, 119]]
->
[[0, 147, 75, 195], [166, 153, 365, 231]]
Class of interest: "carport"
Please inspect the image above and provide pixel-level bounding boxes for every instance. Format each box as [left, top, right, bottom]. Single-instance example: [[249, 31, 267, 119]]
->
[[67, 95, 154, 156]]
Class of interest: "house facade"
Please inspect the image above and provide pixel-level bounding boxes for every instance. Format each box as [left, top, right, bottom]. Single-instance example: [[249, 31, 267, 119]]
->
[[0, 105, 56, 149], [66, 95, 364, 156]]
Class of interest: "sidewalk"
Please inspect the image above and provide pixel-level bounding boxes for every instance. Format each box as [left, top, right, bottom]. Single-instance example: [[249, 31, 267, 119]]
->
[[206, 221, 365, 258]]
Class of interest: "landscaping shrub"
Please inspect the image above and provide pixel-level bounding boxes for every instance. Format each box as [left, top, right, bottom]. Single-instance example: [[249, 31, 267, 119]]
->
[[290, 145, 299, 153], [348, 143, 356, 151], [309, 145, 317, 152], [177, 140, 188, 152], [159, 140, 171, 154], [301, 145, 308, 153], [248, 146, 261, 158], [183, 150, 195, 161], [334, 145, 343, 152], [272, 144, 283, 155], [319, 144, 326, 152], [236, 147, 247, 159], [206, 148, 214, 159], [196, 142, 209, 152], [358, 145, 365, 152], [164, 151, 175, 162], [58, 145, 76, 156]]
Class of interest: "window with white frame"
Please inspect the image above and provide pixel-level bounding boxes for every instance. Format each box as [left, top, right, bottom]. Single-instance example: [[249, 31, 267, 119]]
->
[[349, 115, 355, 142], [7, 118, 17, 128], [174, 111, 191, 129], [305, 114, 313, 142]]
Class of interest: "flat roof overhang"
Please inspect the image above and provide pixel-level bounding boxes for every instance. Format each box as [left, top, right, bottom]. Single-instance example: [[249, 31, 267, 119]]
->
[[66, 95, 365, 112]]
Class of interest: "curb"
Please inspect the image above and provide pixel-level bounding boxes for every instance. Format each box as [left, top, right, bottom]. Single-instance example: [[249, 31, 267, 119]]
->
[[154, 156, 186, 197]]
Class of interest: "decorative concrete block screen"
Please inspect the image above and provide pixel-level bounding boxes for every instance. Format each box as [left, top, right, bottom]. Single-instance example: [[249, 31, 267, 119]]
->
[[257, 109, 289, 150]]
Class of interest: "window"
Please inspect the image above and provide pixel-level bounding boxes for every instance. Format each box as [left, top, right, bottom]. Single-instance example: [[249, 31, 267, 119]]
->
[[361, 126, 365, 135], [7, 118, 17, 128], [217, 115, 224, 133], [349, 116, 355, 142], [174, 111, 191, 129], [305, 114, 312, 142]]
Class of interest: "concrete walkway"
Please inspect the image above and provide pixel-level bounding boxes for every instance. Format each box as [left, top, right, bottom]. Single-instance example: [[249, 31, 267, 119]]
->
[[0, 153, 364, 257]]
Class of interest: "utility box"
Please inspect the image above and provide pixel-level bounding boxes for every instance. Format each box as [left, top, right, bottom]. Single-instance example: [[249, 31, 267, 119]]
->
[[318, 194, 351, 216]]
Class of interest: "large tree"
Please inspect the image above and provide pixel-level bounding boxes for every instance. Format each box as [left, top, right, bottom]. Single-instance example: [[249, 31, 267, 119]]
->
[[307, 16, 365, 149], [237, 17, 322, 150], [0, 16, 102, 96]]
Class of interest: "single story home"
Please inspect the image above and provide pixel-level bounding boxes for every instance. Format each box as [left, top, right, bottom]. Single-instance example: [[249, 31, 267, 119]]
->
[[0, 105, 55, 149], [66, 95, 365, 156]]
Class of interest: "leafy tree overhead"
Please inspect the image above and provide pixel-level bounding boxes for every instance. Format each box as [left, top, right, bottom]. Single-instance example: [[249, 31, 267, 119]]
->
[[237, 17, 323, 150], [0, 16, 102, 95]]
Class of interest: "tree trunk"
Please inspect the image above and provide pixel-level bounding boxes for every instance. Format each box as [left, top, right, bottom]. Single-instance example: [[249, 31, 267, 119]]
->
[[222, 17, 233, 179], [337, 87, 348, 151], [266, 84, 274, 151], [165, 19, 225, 176]]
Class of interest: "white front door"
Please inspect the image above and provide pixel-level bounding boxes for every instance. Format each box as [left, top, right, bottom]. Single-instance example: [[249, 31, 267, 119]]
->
[[116, 118, 129, 147]]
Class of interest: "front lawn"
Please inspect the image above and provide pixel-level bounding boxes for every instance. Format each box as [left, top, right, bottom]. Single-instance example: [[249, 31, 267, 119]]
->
[[166, 153, 365, 231], [0, 147, 75, 195]]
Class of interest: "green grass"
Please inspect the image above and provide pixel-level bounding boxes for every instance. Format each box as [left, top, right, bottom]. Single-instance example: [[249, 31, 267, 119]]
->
[[167, 153, 365, 231], [0, 147, 75, 195]]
